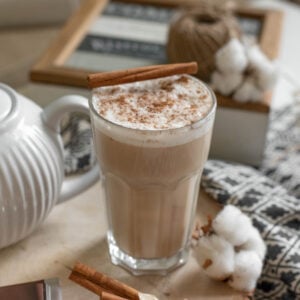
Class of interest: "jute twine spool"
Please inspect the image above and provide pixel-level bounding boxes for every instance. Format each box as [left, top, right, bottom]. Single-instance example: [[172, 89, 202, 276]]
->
[[167, 6, 240, 81]]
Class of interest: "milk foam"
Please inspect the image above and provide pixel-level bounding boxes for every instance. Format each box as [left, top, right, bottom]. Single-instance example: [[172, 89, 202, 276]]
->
[[90, 75, 215, 147], [92, 75, 213, 130]]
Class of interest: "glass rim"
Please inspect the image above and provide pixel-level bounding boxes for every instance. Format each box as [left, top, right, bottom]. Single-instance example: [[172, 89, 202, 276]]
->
[[88, 75, 217, 134]]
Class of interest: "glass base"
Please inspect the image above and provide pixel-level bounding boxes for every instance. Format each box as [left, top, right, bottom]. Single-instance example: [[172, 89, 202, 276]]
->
[[107, 232, 189, 276]]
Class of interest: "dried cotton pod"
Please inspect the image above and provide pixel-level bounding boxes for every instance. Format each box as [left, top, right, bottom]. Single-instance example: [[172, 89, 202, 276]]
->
[[211, 71, 243, 96], [229, 250, 263, 292], [139, 293, 159, 300], [212, 205, 253, 246], [194, 234, 235, 280], [215, 38, 248, 73], [233, 77, 263, 103], [247, 45, 278, 90], [240, 227, 266, 261]]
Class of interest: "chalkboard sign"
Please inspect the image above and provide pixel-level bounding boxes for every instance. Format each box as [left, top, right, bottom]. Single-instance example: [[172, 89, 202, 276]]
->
[[31, 0, 283, 88], [65, 2, 175, 71]]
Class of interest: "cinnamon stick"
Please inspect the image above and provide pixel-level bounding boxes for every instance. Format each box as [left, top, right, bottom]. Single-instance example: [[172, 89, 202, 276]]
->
[[87, 62, 198, 88], [69, 271, 108, 296], [72, 262, 140, 300], [102, 291, 129, 300]]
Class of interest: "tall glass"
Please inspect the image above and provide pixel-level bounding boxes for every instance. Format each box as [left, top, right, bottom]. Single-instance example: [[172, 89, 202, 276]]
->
[[89, 76, 216, 275]]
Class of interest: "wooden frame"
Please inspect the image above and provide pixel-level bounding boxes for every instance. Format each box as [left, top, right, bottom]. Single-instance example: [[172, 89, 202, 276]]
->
[[30, 0, 283, 112]]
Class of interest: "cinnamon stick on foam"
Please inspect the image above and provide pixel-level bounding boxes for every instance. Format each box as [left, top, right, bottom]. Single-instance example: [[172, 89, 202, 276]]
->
[[71, 262, 140, 300], [87, 62, 198, 88]]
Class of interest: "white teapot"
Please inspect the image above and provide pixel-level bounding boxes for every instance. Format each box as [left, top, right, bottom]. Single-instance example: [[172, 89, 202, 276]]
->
[[0, 83, 99, 249]]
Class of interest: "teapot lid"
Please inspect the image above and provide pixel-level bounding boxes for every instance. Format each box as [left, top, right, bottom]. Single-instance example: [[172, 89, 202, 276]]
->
[[0, 88, 13, 122], [0, 84, 19, 132]]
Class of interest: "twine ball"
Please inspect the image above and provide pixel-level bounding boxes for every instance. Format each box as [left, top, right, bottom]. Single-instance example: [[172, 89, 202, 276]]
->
[[167, 7, 240, 81]]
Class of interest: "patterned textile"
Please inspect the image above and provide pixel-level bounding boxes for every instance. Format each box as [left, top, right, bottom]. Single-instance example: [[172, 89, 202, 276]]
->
[[61, 113, 96, 175], [201, 160, 300, 299], [261, 102, 300, 199]]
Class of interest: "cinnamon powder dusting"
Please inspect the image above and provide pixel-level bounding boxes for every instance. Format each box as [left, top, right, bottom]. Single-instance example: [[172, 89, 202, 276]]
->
[[93, 75, 212, 130]]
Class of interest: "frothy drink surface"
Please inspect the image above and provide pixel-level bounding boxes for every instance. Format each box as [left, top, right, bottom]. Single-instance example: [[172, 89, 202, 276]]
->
[[93, 75, 212, 130], [91, 75, 215, 260]]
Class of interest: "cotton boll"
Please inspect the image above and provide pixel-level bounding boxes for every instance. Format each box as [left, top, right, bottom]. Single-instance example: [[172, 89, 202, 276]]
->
[[247, 45, 278, 90], [194, 235, 235, 280], [229, 251, 263, 292], [216, 38, 248, 73], [247, 45, 270, 70], [210, 72, 223, 93], [212, 205, 253, 246], [257, 62, 278, 90], [233, 78, 263, 103], [139, 293, 159, 300], [241, 227, 266, 261], [211, 71, 243, 96]]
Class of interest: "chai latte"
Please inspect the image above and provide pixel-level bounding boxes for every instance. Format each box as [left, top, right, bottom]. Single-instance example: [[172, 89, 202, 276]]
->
[[90, 75, 215, 273]]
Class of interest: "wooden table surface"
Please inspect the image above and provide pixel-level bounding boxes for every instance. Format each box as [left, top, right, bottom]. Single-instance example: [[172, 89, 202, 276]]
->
[[0, 182, 243, 300]]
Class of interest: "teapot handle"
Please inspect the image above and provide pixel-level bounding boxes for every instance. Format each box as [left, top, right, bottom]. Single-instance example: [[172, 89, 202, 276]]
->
[[42, 95, 100, 204]]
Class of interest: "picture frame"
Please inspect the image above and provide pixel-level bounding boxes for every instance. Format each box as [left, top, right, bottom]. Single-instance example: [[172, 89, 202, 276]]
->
[[31, 0, 283, 113]]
